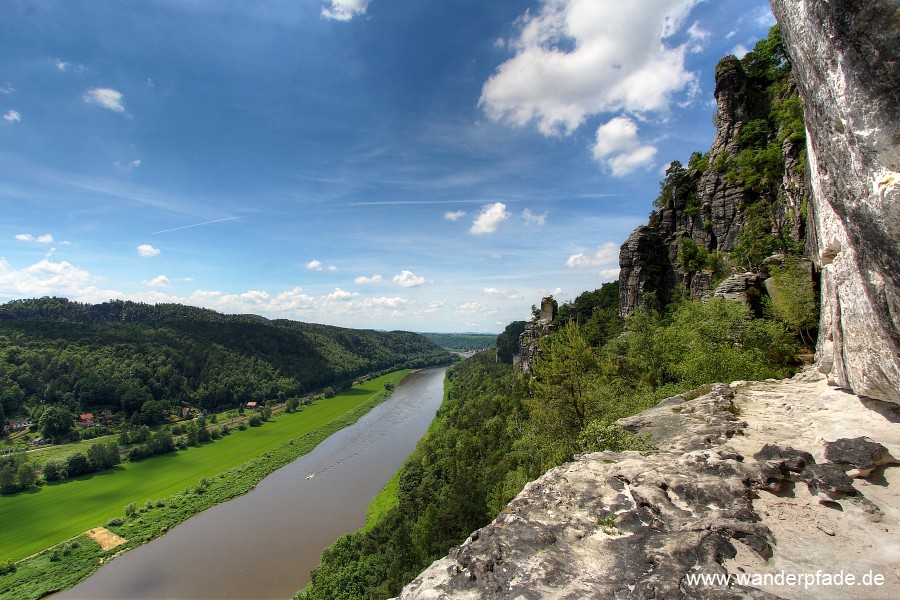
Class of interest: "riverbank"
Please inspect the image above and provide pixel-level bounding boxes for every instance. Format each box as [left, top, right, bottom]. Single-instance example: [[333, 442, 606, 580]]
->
[[0, 370, 412, 600]]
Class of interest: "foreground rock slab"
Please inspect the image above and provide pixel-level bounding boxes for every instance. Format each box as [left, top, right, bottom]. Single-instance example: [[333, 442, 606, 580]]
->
[[399, 374, 899, 599]]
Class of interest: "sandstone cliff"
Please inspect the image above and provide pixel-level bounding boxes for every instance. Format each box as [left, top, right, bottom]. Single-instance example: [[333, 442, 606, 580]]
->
[[770, 0, 900, 404], [618, 45, 809, 317]]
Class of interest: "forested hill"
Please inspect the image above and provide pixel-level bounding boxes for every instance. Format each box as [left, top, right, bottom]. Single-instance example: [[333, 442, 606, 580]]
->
[[0, 297, 450, 426], [420, 333, 497, 352]]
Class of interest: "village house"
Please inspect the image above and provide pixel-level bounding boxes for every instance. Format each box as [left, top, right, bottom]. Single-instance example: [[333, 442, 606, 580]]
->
[[75, 413, 95, 429], [4, 418, 32, 434]]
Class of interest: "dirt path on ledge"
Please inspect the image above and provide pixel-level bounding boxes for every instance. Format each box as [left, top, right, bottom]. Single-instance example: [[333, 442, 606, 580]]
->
[[725, 374, 900, 599]]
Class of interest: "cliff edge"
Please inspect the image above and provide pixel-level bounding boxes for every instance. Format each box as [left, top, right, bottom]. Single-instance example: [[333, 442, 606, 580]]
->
[[399, 373, 899, 599]]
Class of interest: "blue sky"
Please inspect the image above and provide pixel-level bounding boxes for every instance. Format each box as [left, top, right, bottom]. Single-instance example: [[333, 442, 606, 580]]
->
[[0, 0, 775, 332]]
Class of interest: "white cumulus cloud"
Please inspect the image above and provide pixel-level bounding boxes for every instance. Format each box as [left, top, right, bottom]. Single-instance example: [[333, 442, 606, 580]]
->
[[470, 202, 510, 235], [393, 270, 425, 288], [444, 210, 466, 221], [354, 274, 383, 284], [566, 242, 620, 268], [323, 288, 359, 302], [3, 110, 21, 123], [307, 259, 336, 271], [0, 257, 101, 299], [137, 244, 160, 257], [83, 88, 126, 113], [592, 116, 658, 176], [322, 0, 371, 21], [480, 0, 699, 136], [145, 275, 170, 288], [15, 233, 55, 244]]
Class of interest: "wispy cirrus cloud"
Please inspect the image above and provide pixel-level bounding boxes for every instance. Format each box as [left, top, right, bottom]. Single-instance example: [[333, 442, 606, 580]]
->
[[444, 210, 466, 221], [3, 110, 21, 123], [114, 159, 142, 171], [54, 58, 86, 73], [83, 87, 126, 113], [522, 208, 546, 226]]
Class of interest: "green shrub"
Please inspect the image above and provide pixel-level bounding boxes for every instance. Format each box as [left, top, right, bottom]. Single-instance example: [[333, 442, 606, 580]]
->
[[578, 422, 654, 453]]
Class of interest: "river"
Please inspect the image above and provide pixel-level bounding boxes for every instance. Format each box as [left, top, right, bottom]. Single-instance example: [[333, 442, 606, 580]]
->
[[58, 367, 448, 600]]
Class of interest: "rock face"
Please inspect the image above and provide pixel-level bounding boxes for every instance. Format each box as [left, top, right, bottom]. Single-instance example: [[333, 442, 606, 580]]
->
[[399, 374, 900, 599], [617, 54, 808, 317], [770, 0, 900, 404], [714, 272, 764, 309], [516, 297, 557, 374]]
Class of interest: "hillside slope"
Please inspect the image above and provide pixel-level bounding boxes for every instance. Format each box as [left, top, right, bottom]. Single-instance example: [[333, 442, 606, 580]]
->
[[0, 297, 449, 425]]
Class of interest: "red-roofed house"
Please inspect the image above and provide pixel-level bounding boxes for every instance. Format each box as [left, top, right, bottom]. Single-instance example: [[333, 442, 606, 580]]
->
[[76, 413, 95, 429]]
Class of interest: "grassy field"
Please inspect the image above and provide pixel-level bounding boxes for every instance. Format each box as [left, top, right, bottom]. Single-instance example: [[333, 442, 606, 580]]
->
[[19, 433, 120, 467], [0, 371, 410, 564]]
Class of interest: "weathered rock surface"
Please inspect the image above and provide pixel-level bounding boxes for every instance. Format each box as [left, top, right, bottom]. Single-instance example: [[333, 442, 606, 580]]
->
[[714, 273, 764, 309], [770, 0, 900, 403], [516, 297, 557, 374], [399, 375, 899, 599], [824, 436, 897, 478]]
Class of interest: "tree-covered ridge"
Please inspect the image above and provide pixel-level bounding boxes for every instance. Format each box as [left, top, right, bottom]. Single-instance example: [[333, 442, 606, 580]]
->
[[419, 333, 497, 352], [0, 297, 450, 428]]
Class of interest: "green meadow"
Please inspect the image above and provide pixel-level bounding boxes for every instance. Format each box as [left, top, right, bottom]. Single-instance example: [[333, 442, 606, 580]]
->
[[0, 370, 411, 564]]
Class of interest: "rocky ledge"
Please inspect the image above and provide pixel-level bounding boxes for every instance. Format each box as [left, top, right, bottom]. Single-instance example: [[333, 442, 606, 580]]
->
[[399, 374, 899, 599]]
